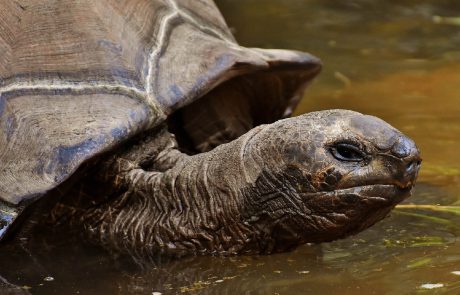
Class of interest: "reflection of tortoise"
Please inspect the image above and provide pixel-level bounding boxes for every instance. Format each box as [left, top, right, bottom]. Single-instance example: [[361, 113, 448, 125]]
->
[[0, 0, 420, 255], [0, 278, 29, 295]]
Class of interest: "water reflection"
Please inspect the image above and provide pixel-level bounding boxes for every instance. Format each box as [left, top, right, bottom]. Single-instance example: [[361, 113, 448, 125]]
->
[[2, 0, 460, 294], [1, 205, 459, 294]]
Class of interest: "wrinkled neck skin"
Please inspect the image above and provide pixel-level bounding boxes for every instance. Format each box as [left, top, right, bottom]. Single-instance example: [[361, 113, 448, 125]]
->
[[83, 127, 273, 256]]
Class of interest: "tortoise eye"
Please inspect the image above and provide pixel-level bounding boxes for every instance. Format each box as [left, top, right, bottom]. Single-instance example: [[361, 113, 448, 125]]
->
[[329, 143, 365, 162]]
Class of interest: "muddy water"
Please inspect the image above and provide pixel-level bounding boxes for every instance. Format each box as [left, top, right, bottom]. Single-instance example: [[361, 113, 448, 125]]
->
[[2, 1, 460, 294]]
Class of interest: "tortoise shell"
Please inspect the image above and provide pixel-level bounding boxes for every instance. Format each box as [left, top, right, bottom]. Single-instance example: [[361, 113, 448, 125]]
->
[[0, 0, 321, 237]]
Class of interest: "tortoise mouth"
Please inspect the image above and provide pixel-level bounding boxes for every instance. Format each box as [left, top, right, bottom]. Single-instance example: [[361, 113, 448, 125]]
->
[[279, 184, 412, 245], [301, 184, 412, 206], [343, 184, 411, 203]]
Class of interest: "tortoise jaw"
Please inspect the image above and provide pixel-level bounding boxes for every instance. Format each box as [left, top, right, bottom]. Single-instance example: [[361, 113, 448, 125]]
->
[[344, 184, 413, 204], [291, 184, 413, 244], [300, 184, 413, 206]]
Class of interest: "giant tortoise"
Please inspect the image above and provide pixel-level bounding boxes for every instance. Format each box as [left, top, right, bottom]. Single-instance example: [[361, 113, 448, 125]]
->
[[0, 0, 421, 255]]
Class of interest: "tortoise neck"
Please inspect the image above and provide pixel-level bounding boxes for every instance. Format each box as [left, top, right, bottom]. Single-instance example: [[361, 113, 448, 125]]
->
[[86, 128, 267, 256]]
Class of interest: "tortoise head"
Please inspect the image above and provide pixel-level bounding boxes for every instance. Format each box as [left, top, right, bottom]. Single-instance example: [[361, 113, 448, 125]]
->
[[242, 109, 421, 252]]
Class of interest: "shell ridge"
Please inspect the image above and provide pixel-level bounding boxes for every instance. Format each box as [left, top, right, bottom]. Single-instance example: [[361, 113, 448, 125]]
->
[[0, 81, 145, 98], [145, 3, 180, 106]]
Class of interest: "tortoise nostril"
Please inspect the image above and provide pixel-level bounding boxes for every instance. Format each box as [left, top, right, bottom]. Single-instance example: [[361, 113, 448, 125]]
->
[[406, 160, 421, 174], [406, 162, 414, 173]]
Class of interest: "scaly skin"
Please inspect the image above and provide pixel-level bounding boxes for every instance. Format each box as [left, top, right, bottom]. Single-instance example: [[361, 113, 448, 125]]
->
[[54, 109, 421, 256]]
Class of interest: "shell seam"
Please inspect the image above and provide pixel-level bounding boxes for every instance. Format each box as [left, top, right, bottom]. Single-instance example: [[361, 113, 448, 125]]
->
[[145, 6, 180, 106]]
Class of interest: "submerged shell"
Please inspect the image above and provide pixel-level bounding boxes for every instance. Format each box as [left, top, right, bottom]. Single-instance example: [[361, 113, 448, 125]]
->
[[0, 0, 320, 230]]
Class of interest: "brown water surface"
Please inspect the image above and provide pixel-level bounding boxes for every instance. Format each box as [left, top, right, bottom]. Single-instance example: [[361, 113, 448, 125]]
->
[[2, 1, 460, 294]]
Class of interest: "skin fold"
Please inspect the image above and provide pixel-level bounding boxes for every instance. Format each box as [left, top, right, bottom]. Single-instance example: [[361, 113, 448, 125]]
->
[[51, 109, 421, 256]]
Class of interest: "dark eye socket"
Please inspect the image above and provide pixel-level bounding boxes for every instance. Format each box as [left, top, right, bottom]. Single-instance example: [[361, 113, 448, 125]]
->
[[329, 143, 366, 162]]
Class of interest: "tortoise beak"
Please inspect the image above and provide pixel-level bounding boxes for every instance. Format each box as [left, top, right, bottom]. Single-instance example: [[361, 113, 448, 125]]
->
[[391, 136, 422, 190]]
